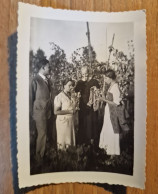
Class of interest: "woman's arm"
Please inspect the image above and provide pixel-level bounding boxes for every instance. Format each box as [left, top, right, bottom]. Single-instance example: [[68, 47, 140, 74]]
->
[[54, 106, 74, 115], [98, 97, 118, 106]]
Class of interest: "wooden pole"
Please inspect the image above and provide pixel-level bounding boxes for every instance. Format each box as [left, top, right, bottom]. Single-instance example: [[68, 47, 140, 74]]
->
[[86, 22, 92, 68], [107, 33, 115, 68]]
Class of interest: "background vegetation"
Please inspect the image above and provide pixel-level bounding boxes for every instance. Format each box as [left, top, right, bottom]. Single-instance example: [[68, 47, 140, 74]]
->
[[29, 40, 134, 175]]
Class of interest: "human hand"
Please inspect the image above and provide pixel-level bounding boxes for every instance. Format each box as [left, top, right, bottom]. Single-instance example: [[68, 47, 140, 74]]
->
[[70, 108, 77, 114], [97, 96, 106, 102]]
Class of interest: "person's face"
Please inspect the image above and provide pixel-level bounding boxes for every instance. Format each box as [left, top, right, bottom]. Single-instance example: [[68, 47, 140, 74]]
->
[[81, 69, 89, 81], [43, 63, 50, 75], [104, 76, 112, 85], [64, 81, 74, 93]]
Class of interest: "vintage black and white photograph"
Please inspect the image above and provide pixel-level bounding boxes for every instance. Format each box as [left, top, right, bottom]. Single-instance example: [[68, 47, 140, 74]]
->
[[29, 18, 134, 175], [17, 3, 146, 188]]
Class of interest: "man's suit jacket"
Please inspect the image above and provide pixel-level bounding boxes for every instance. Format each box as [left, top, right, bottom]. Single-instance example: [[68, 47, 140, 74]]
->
[[30, 74, 52, 121]]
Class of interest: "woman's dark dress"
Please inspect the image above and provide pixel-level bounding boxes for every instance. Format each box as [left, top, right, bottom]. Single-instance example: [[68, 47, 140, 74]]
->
[[75, 79, 100, 145]]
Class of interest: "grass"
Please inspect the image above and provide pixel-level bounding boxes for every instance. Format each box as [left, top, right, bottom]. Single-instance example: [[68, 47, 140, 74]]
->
[[30, 131, 133, 175]]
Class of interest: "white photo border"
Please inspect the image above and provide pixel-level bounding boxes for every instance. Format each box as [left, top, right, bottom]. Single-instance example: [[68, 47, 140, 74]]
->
[[17, 2, 146, 189]]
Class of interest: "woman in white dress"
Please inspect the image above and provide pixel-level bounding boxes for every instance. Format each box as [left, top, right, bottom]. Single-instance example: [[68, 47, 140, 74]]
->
[[54, 79, 76, 149], [99, 69, 121, 155]]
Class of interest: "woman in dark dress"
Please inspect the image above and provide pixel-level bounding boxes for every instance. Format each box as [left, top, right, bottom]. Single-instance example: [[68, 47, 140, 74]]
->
[[75, 66, 100, 145]]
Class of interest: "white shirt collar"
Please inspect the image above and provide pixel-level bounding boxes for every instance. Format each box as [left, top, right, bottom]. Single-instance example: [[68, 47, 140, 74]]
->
[[39, 73, 47, 80]]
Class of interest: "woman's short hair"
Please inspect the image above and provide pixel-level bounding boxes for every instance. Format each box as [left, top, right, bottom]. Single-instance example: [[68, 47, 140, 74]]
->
[[105, 69, 116, 80], [62, 78, 75, 87]]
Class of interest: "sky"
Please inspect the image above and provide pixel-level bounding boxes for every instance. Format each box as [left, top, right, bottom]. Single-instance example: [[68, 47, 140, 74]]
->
[[30, 17, 133, 63]]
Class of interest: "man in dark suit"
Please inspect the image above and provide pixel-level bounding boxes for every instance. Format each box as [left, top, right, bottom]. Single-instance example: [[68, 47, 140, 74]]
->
[[30, 59, 52, 162]]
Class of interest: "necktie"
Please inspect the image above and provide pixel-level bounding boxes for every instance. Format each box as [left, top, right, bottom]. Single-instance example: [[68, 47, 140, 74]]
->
[[45, 78, 52, 98], [45, 78, 48, 84]]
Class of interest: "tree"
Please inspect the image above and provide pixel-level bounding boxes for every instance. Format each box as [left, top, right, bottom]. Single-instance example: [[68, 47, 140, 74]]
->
[[29, 50, 34, 76], [49, 42, 73, 93], [106, 40, 135, 99], [71, 46, 97, 67], [29, 48, 47, 77], [71, 46, 99, 80]]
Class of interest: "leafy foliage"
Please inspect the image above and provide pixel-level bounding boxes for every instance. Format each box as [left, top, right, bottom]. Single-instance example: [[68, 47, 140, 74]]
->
[[48, 42, 80, 96], [108, 41, 135, 100], [30, 139, 133, 175], [29, 49, 47, 76], [29, 41, 134, 175], [29, 41, 134, 100], [71, 46, 97, 68]]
